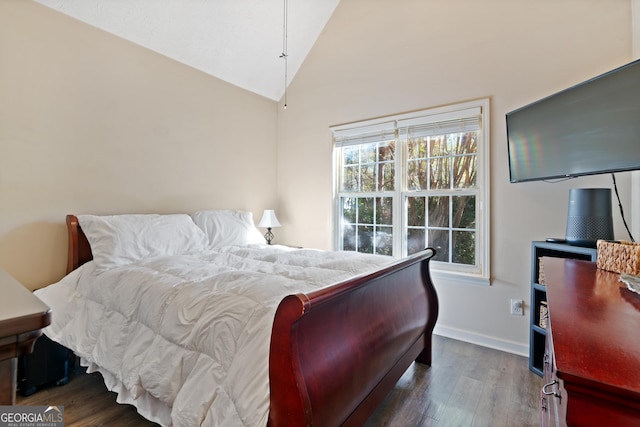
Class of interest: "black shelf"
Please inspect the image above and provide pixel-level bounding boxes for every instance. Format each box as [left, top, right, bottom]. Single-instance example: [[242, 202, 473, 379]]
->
[[529, 241, 597, 376]]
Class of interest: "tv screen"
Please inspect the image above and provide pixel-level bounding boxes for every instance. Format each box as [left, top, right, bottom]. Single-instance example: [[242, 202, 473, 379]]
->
[[507, 59, 640, 183]]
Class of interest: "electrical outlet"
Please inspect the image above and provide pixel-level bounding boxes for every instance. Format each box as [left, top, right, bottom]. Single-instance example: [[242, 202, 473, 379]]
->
[[510, 299, 524, 316]]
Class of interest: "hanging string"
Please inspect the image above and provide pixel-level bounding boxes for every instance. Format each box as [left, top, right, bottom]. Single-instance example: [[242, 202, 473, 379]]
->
[[279, 0, 288, 109]]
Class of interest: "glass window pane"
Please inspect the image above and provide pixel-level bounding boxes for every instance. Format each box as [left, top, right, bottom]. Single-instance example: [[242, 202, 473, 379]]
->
[[453, 230, 475, 265], [430, 157, 450, 189], [452, 132, 478, 189], [407, 197, 425, 227], [342, 197, 357, 223], [343, 225, 356, 251], [378, 142, 395, 162], [453, 132, 478, 155], [376, 197, 393, 225], [379, 161, 395, 191], [408, 138, 427, 160], [428, 229, 449, 262], [375, 226, 393, 256], [428, 196, 449, 228], [342, 165, 358, 191], [452, 195, 476, 229], [453, 155, 477, 188], [361, 164, 375, 192], [453, 154, 477, 189], [357, 225, 373, 253], [343, 146, 359, 165], [407, 228, 425, 255], [361, 144, 376, 163], [358, 198, 374, 224], [407, 159, 427, 190], [429, 135, 450, 157]]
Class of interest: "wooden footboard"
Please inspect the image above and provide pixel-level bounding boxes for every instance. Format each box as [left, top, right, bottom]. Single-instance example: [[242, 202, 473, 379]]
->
[[268, 248, 438, 426]]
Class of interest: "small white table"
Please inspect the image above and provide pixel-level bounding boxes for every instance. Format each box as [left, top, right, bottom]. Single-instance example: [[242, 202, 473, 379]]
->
[[0, 269, 51, 404]]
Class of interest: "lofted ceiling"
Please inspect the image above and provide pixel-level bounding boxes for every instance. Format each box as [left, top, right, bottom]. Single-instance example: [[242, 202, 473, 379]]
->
[[34, 0, 341, 101]]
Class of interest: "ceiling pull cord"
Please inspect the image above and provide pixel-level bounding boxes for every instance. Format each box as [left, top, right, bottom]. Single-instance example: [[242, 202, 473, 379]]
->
[[280, 0, 288, 109]]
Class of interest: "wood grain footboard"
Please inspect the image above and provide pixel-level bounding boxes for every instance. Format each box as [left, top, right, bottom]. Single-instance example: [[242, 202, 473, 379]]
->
[[268, 248, 438, 426]]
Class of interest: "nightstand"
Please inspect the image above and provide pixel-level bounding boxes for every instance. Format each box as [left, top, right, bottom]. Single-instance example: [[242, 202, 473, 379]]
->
[[0, 269, 51, 404]]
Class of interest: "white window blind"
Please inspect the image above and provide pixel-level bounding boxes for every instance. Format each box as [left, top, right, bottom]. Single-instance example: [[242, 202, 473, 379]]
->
[[397, 107, 482, 138], [333, 121, 396, 147]]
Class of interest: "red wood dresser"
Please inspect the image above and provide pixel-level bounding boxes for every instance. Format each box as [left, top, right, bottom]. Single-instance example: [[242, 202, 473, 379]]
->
[[0, 268, 51, 405], [541, 257, 640, 426]]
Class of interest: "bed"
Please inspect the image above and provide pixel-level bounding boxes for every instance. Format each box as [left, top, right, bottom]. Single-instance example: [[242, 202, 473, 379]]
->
[[36, 212, 438, 426]]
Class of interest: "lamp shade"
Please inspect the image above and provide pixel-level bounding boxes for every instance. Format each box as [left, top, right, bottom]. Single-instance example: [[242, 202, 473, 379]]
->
[[258, 210, 281, 228]]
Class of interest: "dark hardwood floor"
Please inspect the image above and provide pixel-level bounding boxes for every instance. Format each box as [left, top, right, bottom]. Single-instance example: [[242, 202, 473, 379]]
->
[[365, 335, 541, 426], [17, 335, 541, 426]]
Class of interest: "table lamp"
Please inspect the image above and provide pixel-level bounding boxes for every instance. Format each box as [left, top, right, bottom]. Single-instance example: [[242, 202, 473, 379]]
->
[[258, 210, 281, 245]]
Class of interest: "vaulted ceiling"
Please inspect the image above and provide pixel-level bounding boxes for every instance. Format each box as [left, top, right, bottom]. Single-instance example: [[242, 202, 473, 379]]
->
[[35, 0, 341, 101]]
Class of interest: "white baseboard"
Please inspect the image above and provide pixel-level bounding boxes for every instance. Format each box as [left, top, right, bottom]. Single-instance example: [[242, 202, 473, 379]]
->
[[434, 324, 529, 357]]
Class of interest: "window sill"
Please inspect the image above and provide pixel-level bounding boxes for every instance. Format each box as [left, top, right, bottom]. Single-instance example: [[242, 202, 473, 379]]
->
[[430, 269, 490, 286]]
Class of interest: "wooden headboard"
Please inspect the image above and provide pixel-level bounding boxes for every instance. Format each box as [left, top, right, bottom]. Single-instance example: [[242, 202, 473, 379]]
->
[[66, 215, 93, 274]]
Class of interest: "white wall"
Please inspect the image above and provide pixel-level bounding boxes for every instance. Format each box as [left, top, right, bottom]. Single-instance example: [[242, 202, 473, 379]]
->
[[277, 0, 632, 354], [0, 2, 279, 290]]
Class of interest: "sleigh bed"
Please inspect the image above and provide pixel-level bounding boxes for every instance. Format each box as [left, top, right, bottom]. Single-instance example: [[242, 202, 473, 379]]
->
[[40, 212, 438, 426]]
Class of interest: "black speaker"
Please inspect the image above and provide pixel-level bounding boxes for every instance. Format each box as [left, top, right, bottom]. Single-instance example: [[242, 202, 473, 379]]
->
[[565, 188, 614, 247]]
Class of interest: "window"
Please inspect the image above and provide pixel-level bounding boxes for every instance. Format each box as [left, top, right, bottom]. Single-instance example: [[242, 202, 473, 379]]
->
[[332, 99, 490, 283]]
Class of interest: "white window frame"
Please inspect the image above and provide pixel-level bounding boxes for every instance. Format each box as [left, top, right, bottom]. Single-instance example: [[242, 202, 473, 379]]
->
[[331, 98, 490, 285]]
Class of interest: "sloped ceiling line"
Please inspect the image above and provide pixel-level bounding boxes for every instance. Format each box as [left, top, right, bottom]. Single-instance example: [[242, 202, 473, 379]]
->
[[35, 0, 341, 101]]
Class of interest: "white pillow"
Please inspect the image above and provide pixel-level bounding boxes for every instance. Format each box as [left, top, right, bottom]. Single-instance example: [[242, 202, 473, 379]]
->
[[192, 210, 265, 247], [77, 214, 208, 272]]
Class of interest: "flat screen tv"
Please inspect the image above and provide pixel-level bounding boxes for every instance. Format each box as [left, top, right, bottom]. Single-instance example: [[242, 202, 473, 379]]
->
[[507, 58, 640, 183]]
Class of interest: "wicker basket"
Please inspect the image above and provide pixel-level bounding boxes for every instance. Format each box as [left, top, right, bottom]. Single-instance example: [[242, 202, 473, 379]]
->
[[596, 240, 640, 275], [539, 301, 548, 329]]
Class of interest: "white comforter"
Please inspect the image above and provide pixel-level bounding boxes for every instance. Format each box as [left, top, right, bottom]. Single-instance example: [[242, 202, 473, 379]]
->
[[35, 245, 391, 426]]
